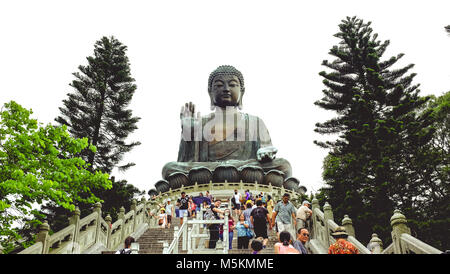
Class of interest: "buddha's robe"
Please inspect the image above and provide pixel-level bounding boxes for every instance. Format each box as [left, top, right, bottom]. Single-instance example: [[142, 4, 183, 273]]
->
[[162, 112, 291, 180]]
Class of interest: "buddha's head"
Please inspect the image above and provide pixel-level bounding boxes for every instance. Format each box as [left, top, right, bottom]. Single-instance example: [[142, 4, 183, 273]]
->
[[208, 65, 245, 109]]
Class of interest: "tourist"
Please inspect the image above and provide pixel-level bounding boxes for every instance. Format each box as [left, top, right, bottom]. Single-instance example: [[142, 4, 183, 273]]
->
[[271, 193, 297, 240], [251, 237, 264, 254], [219, 209, 235, 250], [206, 191, 213, 202], [158, 208, 167, 228], [165, 198, 174, 229], [328, 226, 360, 254], [232, 189, 242, 217], [250, 199, 271, 248], [274, 231, 300, 254], [243, 202, 254, 229], [188, 197, 196, 218], [293, 228, 309, 254], [266, 195, 274, 222], [296, 200, 312, 232], [235, 213, 250, 249], [177, 192, 189, 225], [208, 200, 225, 249], [116, 236, 135, 254]]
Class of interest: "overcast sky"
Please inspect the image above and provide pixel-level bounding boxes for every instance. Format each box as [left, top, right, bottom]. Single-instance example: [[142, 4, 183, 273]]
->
[[1, 0, 449, 197]]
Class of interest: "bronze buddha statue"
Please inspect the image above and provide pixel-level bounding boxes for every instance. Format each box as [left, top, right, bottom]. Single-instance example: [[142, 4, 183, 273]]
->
[[162, 65, 292, 182]]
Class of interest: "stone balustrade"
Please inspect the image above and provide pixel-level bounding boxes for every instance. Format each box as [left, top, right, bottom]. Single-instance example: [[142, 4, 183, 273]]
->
[[310, 199, 443, 254], [18, 198, 151, 254]]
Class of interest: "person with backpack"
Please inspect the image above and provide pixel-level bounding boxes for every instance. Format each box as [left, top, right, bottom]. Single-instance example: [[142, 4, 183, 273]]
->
[[115, 236, 135, 254], [250, 199, 271, 248], [207, 200, 225, 249], [177, 192, 189, 225]]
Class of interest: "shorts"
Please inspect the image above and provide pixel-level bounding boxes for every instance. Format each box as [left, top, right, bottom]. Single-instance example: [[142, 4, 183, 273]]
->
[[233, 204, 241, 210], [277, 221, 296, 241], [254, 224, 268, 239], [167, 215, 172, 224], [179, 209, 188, 218]]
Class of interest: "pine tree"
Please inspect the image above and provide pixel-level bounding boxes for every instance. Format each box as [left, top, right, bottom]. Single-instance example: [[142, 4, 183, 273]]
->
[[49, 36, 141, 223], [56, 36, 141, 174], [314, 17, 435, 244]]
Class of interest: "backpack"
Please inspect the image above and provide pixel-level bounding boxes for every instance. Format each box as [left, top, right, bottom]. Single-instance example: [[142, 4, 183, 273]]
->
[[252, 207, 267, 223], [204, 207, 218, 228], [120, 248, 132, 254]]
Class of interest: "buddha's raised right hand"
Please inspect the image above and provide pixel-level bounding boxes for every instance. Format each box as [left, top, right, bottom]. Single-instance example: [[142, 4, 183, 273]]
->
[[180, 102, 201, 137]]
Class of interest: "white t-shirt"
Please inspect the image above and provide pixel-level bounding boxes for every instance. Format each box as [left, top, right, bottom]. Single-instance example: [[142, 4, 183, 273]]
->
[[158, 213, 167, 227], [234, 193, 242, 204]]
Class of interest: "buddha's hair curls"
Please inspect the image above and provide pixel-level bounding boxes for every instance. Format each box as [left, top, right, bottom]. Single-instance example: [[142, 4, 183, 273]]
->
[[208, 65, 245, 94]]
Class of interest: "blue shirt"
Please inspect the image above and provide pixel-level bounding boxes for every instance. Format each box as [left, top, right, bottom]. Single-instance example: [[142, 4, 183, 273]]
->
[[235, 221, 250, 237]]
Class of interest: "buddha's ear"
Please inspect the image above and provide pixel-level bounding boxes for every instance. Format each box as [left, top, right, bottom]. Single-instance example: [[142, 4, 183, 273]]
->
[[209, 92, 216, 110], [238, 88, 245, 110]]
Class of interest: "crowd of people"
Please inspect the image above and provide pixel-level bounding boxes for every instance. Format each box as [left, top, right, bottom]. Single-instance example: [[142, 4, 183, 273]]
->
[[148, 189, 361, 254]]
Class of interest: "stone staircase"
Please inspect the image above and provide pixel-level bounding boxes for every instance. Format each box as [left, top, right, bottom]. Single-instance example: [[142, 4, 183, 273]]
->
[[228, 226, 278, 254], [134, 213, 279, 254], [137, 218, 186, 254]]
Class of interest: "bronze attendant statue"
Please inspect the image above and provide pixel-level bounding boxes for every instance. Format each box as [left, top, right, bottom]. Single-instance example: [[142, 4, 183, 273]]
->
[[161, 65, 293, 187]]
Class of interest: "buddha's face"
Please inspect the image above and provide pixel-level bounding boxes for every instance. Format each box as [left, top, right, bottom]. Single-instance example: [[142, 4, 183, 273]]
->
[[210, 74, 242, 108]]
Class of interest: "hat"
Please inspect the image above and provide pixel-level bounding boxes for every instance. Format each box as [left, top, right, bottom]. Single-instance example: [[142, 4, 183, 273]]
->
[[167, 198, 171, 202], [160, 208, 165, 212], [331, 226, 348, 237], [302, 200, 311, 205]]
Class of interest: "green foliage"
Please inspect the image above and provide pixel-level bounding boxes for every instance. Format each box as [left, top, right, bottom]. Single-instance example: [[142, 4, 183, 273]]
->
[[314, 16, 444, 248], [44, 36, 142, 237], [0, 101, 111, 253]]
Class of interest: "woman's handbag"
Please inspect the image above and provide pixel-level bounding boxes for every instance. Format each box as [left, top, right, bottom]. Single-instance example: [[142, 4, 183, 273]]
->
[[246, 227, 254, 239]]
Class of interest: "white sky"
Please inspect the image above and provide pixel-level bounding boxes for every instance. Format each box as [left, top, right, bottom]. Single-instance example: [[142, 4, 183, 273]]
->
[[1, 0, 449, 196]]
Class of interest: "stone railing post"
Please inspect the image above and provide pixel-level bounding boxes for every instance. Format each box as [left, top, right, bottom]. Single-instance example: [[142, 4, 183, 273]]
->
[[390, 209, 411, 254], [323, 202, 334, 247], [368, 233, 383, 254], [140, 197, 146, 225], [173, 226, 179, 254], [68, 207, 81, 253], [131, 199, 137, 232], [341, 215, 355, 238], [0, 243, 3, 254], [118, 206, 126, 243], [182, 211, 188, 251], [223, 214, 229, 254], [187, 226, 193, 254], [35, 221, 50, 254], [105, 214, 112, 249], [93, 202, 102, 245], [162, 241, 169, 254], [311, 198, 319, 240]]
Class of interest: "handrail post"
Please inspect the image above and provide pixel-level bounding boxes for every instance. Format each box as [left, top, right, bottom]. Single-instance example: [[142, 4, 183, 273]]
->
[[223, 214, 229, 254], [69, 207, 81, 253], [131, 199, 137, 232], [94, 202, 102, 247], [182, 211, 188, 251], [173, 226, 179, 254], [118, 206, 126, 244], [163, 241, 169, 254], [311, 198, 319, 240], [187, 226, 193, 254], [368, 233, 383, 254], [105, 214, 112, 249], [390, 209, 411, 254], [36, 221, 50, 254], [341, 215, 355, 238], [323, 202, 334, 247]]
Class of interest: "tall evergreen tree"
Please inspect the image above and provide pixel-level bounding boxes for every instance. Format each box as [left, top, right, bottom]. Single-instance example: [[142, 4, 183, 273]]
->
[[314, 17, 435, 245], [47, 36, 142, 223], [56, 36, 141, 174]]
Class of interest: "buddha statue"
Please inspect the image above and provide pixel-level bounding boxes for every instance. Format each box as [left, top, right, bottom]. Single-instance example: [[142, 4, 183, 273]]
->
[[161, 65, 292, 183]]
